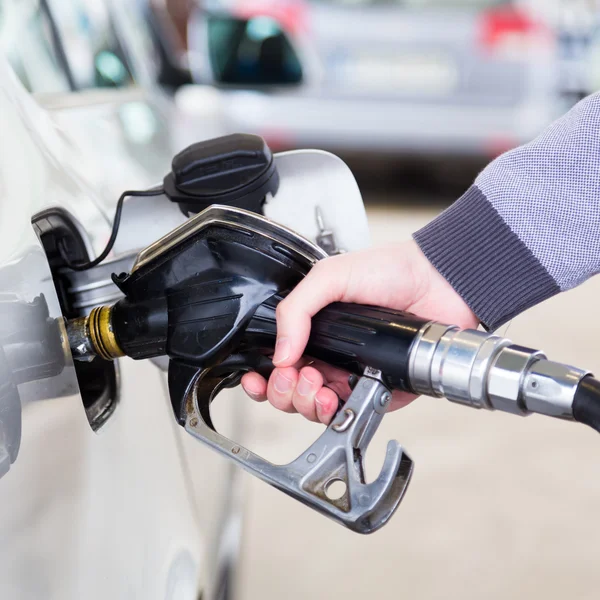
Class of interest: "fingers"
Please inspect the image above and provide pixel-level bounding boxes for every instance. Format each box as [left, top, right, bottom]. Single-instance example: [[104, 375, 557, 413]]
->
[[241, 372, 267, 401], [266, 367, 299, 413], [272, 257, 349, 368], [314, 387, 339, 424], [291, 366, 322, 422], [242, 364, 341, 425], [266, 366, 335, 424], [242, 368, 416, 426]]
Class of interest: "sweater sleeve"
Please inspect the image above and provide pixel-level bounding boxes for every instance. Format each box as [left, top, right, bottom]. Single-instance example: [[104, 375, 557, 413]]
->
[[413, 92, 600, 331]]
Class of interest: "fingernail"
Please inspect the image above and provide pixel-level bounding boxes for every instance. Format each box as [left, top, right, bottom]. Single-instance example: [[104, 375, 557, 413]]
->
[[272, 337, 290, 366], [297, 374, 313, 397], [274, 371, 293, 394], [315, 392, 325, 421], [246, 389, 261, 399]]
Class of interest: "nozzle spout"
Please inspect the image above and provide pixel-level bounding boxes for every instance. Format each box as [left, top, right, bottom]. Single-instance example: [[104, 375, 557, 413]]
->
[[66, 306, 124, 362]]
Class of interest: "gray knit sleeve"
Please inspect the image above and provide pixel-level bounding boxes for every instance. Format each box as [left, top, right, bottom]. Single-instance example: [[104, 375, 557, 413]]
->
[[414, 92, 600, 331]]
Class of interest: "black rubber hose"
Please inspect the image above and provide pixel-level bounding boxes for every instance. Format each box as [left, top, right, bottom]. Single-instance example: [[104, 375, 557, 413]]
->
[[59, 188, 164, 271], [572, 376, 600, 433]]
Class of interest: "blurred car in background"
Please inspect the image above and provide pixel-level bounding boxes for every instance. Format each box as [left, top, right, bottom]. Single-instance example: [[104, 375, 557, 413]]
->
[[182, 0, 572, 161]]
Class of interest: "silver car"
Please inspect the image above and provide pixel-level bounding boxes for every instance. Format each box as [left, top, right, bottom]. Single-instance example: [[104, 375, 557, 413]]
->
[[188, 0, 567, 158]]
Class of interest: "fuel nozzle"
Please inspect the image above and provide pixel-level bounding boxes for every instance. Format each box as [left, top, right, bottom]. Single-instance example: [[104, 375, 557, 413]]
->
[[64, 205, 600, 533], [68, 287, 593, 425], [66, 203, 599, 429]]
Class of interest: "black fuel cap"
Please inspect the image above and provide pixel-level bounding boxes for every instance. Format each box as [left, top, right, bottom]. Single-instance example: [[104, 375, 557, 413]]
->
[[163, 133, 279, 216]]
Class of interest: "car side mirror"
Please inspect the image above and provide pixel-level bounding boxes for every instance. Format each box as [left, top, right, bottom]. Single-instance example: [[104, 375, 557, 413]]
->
[[190, 11, 304, 87]]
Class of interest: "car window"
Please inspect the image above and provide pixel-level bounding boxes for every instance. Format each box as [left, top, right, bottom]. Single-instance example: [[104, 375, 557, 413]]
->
[[0, 0, 71, 94], [208, 15, 303, 85], [46, 0, 135, 90]]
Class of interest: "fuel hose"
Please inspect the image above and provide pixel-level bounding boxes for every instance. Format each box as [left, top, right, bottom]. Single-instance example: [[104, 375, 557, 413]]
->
[[573, 377, 600, 433]]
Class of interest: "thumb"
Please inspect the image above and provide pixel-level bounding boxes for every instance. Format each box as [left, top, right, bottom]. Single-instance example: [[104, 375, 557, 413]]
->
[[272, 257, 350, 367]]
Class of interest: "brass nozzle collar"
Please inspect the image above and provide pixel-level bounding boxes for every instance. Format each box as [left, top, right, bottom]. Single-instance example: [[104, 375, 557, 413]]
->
[[88, 305, 124, 361]]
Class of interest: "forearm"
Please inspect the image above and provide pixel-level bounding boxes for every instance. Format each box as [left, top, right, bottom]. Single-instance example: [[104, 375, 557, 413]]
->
[[414, 93, 600, 330]]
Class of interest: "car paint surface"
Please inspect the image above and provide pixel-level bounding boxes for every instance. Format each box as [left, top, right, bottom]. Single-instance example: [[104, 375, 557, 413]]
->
[[0, 42, 232, 599]]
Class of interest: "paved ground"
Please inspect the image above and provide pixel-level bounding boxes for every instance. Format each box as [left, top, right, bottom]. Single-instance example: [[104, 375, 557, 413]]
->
[[235, 191, 600, 600]]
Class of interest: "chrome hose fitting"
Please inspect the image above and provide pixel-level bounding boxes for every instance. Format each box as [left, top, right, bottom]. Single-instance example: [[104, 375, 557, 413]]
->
[[408, 323, 590, 420], [66, 305, 124, 362]]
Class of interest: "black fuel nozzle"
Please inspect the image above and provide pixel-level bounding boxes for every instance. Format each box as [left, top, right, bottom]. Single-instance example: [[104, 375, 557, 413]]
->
[[67, 205, 427, 424], [64, 205, 420, 534]]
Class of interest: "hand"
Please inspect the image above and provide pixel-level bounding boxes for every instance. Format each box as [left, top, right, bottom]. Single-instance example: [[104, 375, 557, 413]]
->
[[241, 240, 478, 424]]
